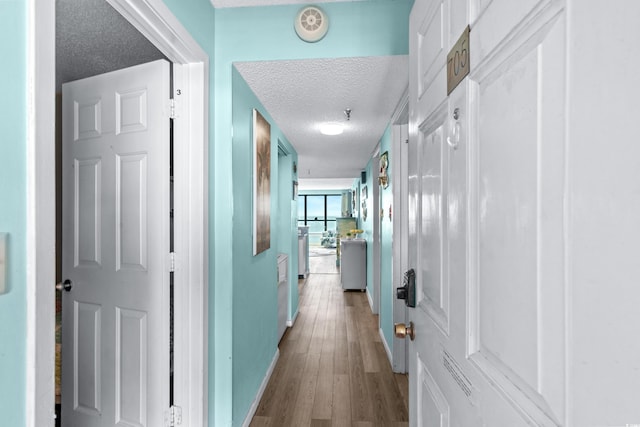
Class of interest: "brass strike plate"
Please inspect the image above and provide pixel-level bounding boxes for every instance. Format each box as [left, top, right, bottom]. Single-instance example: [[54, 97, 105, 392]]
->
[[447, 25, 470, 95]]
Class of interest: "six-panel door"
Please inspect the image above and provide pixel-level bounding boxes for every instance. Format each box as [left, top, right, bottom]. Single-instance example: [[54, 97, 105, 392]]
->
[[61, 60, 171, 427]]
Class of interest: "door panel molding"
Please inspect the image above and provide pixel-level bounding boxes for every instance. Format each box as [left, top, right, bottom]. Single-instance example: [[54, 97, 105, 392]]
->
[[470, 0, 564, 80], [417, 102, 450, 336], [467, 5, 566, 425], [417, 353, 450, 427], [73, 301, 102, 416], [410, 0, 449, 125], [75, 158, 103, 268], [417, 0, 446, 100]]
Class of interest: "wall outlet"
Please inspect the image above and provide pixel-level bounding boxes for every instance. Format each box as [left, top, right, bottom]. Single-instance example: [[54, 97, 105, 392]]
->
[[0, 233, 6, 294]]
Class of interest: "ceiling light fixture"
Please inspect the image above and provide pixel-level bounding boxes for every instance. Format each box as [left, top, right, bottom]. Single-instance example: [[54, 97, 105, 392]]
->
[[319, 122, 344, 136]]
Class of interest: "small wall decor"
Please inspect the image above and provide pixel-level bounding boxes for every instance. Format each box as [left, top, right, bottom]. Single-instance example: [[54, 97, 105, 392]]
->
[[389, 204, 392, 221], [379, 151, 389, 188], [352, 189, 357, 212], [293, 181, 298, 200], [253, 109, 271, 255], [361, 185, 368, 221]]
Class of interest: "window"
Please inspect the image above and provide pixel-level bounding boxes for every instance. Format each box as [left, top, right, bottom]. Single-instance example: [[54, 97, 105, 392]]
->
[[298, 194, 342, 244]]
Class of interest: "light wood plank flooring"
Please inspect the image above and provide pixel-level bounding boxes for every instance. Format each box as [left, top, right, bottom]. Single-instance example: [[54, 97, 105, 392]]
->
[[251, 248, 409, 426]]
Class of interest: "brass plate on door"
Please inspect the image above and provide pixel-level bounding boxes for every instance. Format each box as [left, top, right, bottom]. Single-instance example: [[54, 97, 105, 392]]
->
[[447, 25, 470, 95]]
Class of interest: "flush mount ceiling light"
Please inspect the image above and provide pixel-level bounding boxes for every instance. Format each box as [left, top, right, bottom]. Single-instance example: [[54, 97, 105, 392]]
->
[[319, 122, 344, 136], [294, 5, 329, 43]]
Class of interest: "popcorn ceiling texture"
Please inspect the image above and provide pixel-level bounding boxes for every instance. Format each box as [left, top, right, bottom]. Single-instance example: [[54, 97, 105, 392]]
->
[[56, 0, 408, 187], [56, 0, 165, 91], [235, 56, 408, 182]]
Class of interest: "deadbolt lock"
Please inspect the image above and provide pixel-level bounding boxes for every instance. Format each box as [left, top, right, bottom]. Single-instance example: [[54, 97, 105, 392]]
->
[[394, 321, 415, 341]]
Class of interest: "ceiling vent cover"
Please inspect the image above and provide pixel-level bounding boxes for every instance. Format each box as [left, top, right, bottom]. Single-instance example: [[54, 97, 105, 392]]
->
[[294, 6, 329, 43]]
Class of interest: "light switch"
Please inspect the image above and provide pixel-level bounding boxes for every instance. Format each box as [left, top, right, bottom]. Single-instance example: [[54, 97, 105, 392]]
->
[[0, 233, 6, 294]]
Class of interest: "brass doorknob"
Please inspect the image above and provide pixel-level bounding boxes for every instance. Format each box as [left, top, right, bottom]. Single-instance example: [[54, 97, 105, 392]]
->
[[56, 279, 72, 292], [394, 321, 415, 341]]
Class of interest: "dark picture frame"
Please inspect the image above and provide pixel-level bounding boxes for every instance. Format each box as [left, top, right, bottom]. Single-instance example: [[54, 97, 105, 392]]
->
[[253, 109, 271, 255]]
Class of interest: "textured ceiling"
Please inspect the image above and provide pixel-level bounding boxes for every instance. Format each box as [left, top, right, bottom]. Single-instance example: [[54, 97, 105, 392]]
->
[[56, 0, 408, 191], [56, 0, 165, 90], [235, 56, 408, 188]]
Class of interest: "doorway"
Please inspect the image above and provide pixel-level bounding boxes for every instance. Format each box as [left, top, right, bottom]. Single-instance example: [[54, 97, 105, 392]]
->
[[29, 0, 208, 425], [55, 5, 168, 422]]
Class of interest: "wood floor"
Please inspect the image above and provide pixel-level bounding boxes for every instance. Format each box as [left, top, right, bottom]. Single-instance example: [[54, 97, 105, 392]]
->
[[250, 248, 409, 427]]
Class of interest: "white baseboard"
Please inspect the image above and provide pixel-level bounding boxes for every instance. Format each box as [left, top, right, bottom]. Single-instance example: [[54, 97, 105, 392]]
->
[[380, 327, 393, 366], [241, 349, 280, 427], [286, 308, 299, 327], [367, 288, 375, 312]]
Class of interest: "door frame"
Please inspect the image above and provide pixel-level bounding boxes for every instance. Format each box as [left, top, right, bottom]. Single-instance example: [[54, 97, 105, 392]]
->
[[371, 152, 381, 315], [27, 1, 209, 426], [390, 90, 409, 372]]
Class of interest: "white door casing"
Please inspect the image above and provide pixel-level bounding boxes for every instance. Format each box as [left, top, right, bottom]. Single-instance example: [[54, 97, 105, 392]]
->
[[391, 96, 409, 373], [61, 60, 170, 427], [372, 154, 381, 315], [408, 0, 567, 425], [29, 1, 208, 425]]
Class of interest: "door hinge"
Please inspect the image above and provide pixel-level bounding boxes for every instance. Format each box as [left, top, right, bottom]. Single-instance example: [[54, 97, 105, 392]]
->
[[169, 252, 176, 273], [169, 98, 178, 119], [165, 405, 182, 426]]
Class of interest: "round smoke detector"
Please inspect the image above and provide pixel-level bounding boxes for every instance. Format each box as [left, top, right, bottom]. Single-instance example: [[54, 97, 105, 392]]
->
[[294, 6, 329, 43]]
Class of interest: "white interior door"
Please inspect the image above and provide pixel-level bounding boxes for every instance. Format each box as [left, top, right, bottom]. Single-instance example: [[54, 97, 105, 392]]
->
[[407, 0, 567, 425], [61, 59, 171, 427]]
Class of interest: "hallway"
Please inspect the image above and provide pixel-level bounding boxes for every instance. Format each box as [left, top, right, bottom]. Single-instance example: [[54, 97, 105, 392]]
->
[[250, 249, 409, 426]]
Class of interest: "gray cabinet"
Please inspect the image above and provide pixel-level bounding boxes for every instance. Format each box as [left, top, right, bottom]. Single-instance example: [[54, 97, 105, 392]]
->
[[340, 239, 366, 290]]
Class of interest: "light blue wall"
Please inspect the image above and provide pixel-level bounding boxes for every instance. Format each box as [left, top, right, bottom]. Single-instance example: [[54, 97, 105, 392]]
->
[[358, 126, 394, 355], [214, 3, 410, 425], [0, 0, 409, 424], [231, 66, 298, 424], [0, 1, 27, 425], [378, 126, 395, 351]]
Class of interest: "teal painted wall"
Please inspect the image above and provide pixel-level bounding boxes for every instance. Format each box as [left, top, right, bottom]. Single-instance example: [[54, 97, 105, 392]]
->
[[378, 126, 395, 352], [0, 0, 409, 424], [215, 3, 410, 425], [231, 66, 298, 424], [358, 126, 394, 356], [0, 1, 27, 425]]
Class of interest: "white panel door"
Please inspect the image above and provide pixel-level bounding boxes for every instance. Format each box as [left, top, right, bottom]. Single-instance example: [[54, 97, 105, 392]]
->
[[407, 0, 566, 425], [61, 60, 171, 427]]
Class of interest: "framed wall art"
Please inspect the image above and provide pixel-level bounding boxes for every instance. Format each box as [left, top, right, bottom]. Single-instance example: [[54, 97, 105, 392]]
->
[[253, 109, 271, 255]]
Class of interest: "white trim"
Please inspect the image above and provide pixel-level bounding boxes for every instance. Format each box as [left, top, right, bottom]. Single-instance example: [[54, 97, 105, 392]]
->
[[30, 1, 209, 426], [391, 92, 409, 374], [286, 308, 299, 327], [241, 350, 280, 427], [367, 287, 375, 312], [170, 61, 209, 427], [371, 158, 380, 315], [379, 327, 393, 366], [27, 0, 56, 426]]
